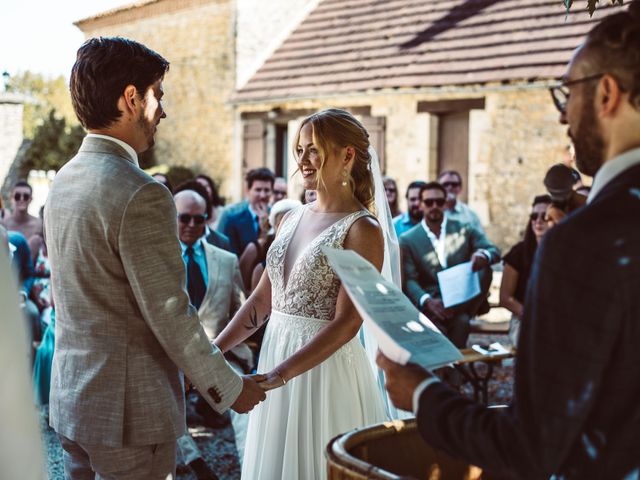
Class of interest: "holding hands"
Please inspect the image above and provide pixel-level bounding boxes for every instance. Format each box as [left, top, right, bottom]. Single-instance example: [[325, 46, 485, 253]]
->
[[231, 375, 267, 413], [248, 370, 287, 392]]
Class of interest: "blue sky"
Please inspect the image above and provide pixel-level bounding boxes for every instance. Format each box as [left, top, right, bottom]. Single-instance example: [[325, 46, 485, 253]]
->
[[1, 1, 133, 79]]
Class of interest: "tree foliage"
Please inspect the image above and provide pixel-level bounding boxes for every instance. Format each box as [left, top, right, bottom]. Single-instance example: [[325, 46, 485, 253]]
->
[[565, 0, 625, 15], [19, 109, 84, 176]]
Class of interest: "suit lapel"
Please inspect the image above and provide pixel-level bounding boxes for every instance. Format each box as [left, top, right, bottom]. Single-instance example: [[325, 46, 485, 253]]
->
[[202, 242, 220, 300], [414, 225, 442, 271]]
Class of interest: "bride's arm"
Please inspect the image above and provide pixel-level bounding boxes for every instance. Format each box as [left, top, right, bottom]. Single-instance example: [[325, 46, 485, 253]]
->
[[215, 270, 272, 353], [261, 216, 384, 389]]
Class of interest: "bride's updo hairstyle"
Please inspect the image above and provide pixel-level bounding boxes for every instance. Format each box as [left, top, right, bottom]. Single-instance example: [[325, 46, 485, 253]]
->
[[293, 108, 376, 213]]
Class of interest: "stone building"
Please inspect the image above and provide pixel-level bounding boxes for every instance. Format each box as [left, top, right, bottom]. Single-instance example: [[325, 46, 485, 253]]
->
[[0, 93, 26, 195], [76, 0, 622, 249]]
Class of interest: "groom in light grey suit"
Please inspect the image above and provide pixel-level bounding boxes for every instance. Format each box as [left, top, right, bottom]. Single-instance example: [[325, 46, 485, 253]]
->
[[44, 37, 265, 480]]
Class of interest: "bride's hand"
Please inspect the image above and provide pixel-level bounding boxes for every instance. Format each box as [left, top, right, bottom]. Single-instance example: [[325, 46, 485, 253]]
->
[[256, 370, 287, 391]]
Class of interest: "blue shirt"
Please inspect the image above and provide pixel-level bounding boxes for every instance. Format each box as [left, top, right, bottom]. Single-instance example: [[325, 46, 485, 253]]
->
[[393, 212, 420, 238], [180, 239, 209, 289]]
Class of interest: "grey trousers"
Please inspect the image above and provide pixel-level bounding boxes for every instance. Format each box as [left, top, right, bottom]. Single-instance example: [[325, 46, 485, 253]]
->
[[58, 435, 176, 480]]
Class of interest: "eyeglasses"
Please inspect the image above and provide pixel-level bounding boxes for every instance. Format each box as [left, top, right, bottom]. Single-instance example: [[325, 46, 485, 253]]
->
[[423, 198, 446, 207], [441, 181, 461, 189], [14, 192, 31, 201], [529, 212, 548, 222], [384, 187, 397, 193], [549, 73, 604, 113], [178, 213, 208, 225], [273, 190, 287, 196]]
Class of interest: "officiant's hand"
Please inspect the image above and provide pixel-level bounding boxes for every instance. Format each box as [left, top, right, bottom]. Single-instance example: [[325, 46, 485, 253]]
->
[[471, 251, 489, 272], [231, 376, 266, 413], [377, 352, 432, 411]]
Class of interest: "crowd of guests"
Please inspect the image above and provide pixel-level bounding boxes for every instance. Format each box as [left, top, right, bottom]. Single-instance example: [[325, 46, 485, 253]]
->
[[1, 153, 590, 479]]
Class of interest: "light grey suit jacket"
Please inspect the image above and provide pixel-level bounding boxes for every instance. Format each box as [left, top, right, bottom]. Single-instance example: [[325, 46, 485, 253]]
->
[[198, 240, 244, 339], [400, 219, 500, 307], [44, 137, 242, 447], [198, 241, 253, 370]]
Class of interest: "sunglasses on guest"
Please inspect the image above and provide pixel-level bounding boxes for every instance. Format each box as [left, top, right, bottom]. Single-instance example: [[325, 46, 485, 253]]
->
[[423, 198, 446, 207], [178, 213, 208, 225], [529, 212, 548, 222], [14, 192, 31, 201], [441, 181, 461, 189]]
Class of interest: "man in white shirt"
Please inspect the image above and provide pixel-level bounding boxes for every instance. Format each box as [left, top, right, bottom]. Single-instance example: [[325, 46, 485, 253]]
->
[[378, 4, 640, 478], [438, 170, 484, 233]]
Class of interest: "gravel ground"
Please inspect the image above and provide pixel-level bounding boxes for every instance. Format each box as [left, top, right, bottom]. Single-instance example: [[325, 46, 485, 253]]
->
[[42, 393, 242, 480], [43, 334, 515, 479]]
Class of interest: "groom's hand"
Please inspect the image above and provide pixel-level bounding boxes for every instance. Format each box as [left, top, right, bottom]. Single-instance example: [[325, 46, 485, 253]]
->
[[231, 375, 266, 413]]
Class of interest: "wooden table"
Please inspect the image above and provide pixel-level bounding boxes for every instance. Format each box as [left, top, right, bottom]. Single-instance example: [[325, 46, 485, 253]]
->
[[454, 347, 515, 404]]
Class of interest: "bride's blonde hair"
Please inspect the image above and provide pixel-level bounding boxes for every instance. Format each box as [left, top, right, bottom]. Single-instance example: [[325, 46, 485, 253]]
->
[[293, 108, 376, 213]]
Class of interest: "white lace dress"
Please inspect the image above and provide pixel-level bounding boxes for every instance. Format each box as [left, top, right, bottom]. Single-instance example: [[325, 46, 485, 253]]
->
[[241, 205, 387, 480]]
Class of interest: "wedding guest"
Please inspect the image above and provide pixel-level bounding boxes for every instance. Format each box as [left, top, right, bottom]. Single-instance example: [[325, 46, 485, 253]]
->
[[2, 181, 42, 242], [544, 163, 587, 225], [215, 109, 388, 479], [393, 180, 426, 237], [383, 176, 401, 218], [175, 180, 232, 253], [438, 170, 484, 233], [499, 194, 552, 345], [272, 176, 288, 204], [378, 4, 640, 477], [217, 168, 274, 256], [195, 173, 225, 230]]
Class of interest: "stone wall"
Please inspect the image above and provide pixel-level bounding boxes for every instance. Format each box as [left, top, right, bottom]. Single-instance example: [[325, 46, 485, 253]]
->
[[76, 0, 237, 196], [0, 96, 24, 197], [235, 0, 319, 89], [235, 83, 570, 251]]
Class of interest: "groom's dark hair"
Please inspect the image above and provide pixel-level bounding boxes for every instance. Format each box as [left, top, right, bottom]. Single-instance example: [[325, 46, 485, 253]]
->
[[70, 37, 169, 130]]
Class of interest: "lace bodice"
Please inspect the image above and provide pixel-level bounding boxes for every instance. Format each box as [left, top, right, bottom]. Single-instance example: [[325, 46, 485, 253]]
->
[[267, 205, 372, 321]]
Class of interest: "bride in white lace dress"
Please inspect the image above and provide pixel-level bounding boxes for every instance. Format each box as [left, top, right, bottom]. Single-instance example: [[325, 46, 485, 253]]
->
[[215, 109, 387, 479]]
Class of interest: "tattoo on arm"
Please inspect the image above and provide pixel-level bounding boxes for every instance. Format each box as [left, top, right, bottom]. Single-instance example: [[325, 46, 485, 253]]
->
[[244, 306, 270, 331]]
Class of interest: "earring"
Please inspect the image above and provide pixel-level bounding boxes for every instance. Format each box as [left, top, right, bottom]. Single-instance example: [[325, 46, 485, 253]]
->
[[341, 167, 349, 187]]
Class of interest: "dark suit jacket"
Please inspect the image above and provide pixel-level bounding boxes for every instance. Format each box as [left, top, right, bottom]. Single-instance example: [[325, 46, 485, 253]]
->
[[417, 162, 640, 479], [205, 229, 232, 253], [400, 219, 500, 306], [216, 202, 257, 256]]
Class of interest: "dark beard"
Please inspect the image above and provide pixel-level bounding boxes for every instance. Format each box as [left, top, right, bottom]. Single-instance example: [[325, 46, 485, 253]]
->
[[573, 90, 604, 177]]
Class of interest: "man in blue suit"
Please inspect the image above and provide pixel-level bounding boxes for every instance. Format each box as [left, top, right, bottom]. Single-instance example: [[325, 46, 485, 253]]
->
[[378, 4, 640, 478], [217, 168, 274, 256]]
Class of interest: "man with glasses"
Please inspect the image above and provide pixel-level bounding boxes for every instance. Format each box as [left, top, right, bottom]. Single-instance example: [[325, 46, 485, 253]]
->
[[399, 181, 499, 348], [174, 189, 249, 480], [1, 180, 42, 241], [378, 3, 640, 478], [437, 170, 484, 233], [272, 176, 288, 204]]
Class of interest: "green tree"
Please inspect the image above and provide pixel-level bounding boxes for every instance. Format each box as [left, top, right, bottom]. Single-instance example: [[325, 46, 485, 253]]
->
[[565, 0, 625, 15], [19, 109, 84, 176], [5, 71, 78, 138]]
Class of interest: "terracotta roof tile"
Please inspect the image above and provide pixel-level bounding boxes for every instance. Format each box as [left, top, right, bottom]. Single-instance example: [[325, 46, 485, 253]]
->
[[235, 0, 623, 102]]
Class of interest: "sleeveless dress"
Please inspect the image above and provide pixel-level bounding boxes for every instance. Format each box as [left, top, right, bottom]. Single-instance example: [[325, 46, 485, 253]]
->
[[241, 205, 387, 480]]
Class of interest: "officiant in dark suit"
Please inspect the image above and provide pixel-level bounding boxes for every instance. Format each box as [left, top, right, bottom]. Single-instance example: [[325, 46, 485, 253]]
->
[[378, 4, 640, 478]]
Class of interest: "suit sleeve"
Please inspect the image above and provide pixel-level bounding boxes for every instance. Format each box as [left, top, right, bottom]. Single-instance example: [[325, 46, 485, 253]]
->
[[416, 226, 620, 478], [217, 210, 241, 256], [468, 226, 500, 263], [119, 182, 242, 413], [401, 236, 428, 306]]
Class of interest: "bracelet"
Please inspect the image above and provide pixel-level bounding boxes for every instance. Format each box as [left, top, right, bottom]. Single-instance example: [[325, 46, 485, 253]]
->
[[274, 369, 287, 385]]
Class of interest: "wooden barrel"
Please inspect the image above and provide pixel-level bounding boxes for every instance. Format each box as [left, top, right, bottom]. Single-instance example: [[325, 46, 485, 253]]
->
[[326, 419, 483, 480]]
